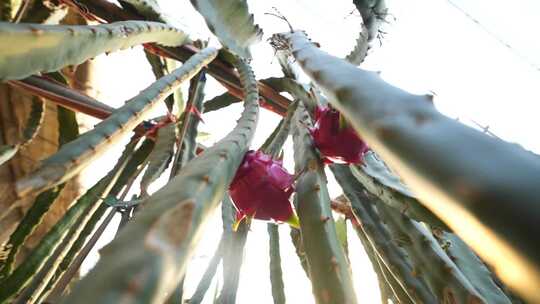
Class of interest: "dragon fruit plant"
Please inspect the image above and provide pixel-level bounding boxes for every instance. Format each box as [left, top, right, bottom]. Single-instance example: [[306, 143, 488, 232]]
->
[[0, 0, 538, 303]]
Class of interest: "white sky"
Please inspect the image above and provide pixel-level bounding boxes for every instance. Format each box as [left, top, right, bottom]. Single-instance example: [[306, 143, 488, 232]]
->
[[80, 1, 540, 303]]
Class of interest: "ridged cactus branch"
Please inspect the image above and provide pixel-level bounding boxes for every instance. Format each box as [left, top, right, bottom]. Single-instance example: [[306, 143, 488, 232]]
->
[[16, 139, 141, 304], [219, 201, 249, 304], [331, 164, 436, 303], [203, 91, 240, 113], [280, 31, 540, 302], [352, 0, 387, 45], [189, 0, 263, 58], [118, 0, 168, 23], [165, 71, 208, 302], [350, 152, 447, 229], [345, 0, 387, 65], [144, 50, 175, 111], [433, 230, 512, 303], [293, 102, 357, 304], [0, 139, 136, 304], [345, 25, 369, 65], [268, 224, 286, 304], [0, 97, 44, 166], [202, 77, 306, 115], [140, 123, 177, 194], [289, 224, 309, 277], [62, 57, 259, 303], [348, 209, 412, 304], [13, 47, 217, 201], [376, 204, 485, 303], [171, 71, 207, 176], [0, 187, 63, 279], [42, 138, 155, 301], [0, 20, 189, 80], [0, 104, 78, 281]]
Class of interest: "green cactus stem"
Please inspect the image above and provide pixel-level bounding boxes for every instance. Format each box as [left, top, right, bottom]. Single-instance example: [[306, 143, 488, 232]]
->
[[118, 0, 168, 23], [293, 103, 357, 304], [203, 91, 241, 113], [268, 224, 286, 304], [345, 25, 369, 65], [347, 0, 387, 65], [0, 20, 189, 81], [70, 0, 293, 116], [170, 70, 207, 176], [189, 0, 262, 58]]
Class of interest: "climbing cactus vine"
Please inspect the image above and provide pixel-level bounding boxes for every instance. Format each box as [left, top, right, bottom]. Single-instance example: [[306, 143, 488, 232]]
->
[[0, 0, 537, 303]]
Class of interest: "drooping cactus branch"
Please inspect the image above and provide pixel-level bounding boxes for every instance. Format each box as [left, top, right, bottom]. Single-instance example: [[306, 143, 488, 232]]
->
[[62, 57, 259, 303], [279, 30, 540, 303], [190, 0, 263, 59], [0, 20, 190, 80]]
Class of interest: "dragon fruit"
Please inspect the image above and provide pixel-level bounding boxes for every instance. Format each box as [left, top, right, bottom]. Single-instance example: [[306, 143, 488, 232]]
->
[[229, 150, 299, 229], [310, 105, 369, 164]]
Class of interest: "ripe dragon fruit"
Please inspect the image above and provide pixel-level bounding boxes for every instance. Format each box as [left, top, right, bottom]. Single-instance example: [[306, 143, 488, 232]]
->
[[229, 150, 299, 230], [310, 105, 369, 164]]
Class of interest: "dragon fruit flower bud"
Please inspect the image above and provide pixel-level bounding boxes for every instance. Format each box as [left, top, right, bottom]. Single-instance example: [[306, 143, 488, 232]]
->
[[229, 150, 299, 230], [310, 105, 369, 164]]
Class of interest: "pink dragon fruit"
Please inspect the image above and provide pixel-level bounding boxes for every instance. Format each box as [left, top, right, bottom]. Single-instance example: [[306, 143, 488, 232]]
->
[[229, 150, 299, 230], [310, 105, 369, 164]]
